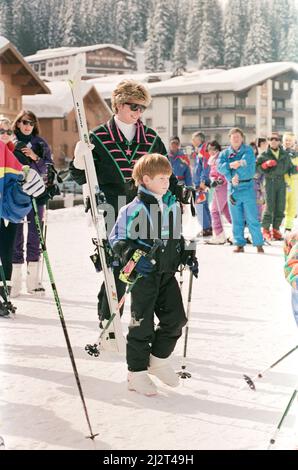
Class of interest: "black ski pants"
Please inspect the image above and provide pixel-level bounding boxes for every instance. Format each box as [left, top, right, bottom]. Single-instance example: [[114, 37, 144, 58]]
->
[[126, 272, 187, 372], [262, 177, 286, 230], [0, 219, 17, 281]]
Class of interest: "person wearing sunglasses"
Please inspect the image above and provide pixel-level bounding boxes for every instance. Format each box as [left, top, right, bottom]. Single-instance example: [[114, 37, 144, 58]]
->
[[257, 132, 298, 241], [10, 110, 53, 298], [0, 116, 45, 315], [70, 79, 185, 347]]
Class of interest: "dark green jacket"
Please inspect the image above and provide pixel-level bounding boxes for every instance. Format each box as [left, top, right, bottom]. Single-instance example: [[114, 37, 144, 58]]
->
[[257, 147, 297, 178]]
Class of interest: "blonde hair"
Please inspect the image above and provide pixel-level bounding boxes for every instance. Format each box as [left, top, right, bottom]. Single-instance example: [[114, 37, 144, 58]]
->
[[283, 132, 296, 144], [228, 127, 244, 138], [111, 79, 152, 113], [132, 153, 172, 185], [0, 115, 12, 128]]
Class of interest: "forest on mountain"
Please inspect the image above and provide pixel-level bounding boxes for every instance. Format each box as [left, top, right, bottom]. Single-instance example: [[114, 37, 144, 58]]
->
[[1, 0, 298, 71]]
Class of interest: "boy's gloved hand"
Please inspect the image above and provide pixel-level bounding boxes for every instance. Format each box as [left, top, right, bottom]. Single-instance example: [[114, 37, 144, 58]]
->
[[186, 253, 199, 278], [21, 168, 45, 197], [135, 255, 155, 277], [73, 141, 94, 170]]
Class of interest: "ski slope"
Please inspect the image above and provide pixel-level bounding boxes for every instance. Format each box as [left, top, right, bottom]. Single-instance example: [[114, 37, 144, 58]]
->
[[0, 205, 297, 450]]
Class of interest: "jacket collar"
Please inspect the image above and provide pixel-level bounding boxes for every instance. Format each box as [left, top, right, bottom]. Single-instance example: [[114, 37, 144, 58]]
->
[[106, 116, 149, 145]]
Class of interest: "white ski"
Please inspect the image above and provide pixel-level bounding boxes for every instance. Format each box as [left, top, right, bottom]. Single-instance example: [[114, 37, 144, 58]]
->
[[69, 73, 125, 354]]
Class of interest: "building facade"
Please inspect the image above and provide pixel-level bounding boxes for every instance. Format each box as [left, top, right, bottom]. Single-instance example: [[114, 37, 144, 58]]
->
[[25, 44, 137, 81]]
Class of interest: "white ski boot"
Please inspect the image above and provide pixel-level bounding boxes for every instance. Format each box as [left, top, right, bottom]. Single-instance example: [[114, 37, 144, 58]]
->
[[10, 264, 23, 298], [205, 231, 226, 245], [27, 261, 45, 295], [128, 371, 158, 396], [148, 354, 179, 387]]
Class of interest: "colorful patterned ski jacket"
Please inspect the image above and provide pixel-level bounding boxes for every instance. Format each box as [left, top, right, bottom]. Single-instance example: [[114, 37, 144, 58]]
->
[[284, 231, 298, 289], [109, 186, 185, 273], [0, 141, 31, 223]]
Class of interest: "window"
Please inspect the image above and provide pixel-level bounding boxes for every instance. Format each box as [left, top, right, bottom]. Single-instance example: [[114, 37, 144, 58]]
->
[[48, 62, 53, 67], [61, 119, 68, 131], [283, 82, 289, 91], [214, 114, 222, 126], [274, 99, 285, 110], [40, 63, 46, 71], [48, 72, 53, 77], [236, 116, 246, 127], [274, 81, 280, 90], [202, 97, 212, 107], [236, 96, 246, 108], [273, 117, 285, 129], [73, 120, 78, 132], [203, 116, 211, 126]]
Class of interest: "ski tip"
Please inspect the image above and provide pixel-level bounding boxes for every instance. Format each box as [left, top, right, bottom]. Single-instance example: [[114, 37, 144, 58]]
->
[[243, 374, 256, 391]]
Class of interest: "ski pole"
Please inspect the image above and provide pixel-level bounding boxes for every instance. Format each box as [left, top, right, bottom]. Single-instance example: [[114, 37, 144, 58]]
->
[[242, 344, 298, 391], [38, 200, 49, 292], [0, 256, 16, 314], [267, 388, 298, 450], [31, 197, 98, 440], [178, 269, 194, 379]]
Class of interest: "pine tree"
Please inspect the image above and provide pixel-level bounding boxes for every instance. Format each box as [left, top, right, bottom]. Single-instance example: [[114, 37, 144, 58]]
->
[[198, 0, 223, 69], [242, 0, 272, 65], [153, 0, 174, 64], [185, 0, 205, 61], [144, 8, 159, 71], [115, 0, 130, 48], [12, 1, 36, 54], [282, 1, 298, 61], [0, 0, 15, 43], [223, 0, 249, 68], [172, 2, 187, 71], [61, 0, 82, 47], [270, 0, 292, 61], [128, 0, 150, 47]]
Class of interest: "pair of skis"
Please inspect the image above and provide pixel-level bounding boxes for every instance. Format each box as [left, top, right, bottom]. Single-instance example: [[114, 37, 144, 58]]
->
[[69, 74, 125, 354]]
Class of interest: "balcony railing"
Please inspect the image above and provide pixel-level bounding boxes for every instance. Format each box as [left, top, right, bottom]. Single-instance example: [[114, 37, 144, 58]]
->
[[182, 124, 256, 133], [182, 105, 256, 114]]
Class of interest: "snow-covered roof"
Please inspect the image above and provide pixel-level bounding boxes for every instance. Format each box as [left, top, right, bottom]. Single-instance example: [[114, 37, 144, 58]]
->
[[87, 71, 173, 99], [0, 36, 50, 95], [0, 36, 9, 51], [23, 81, 108, 118], [148, 62, 298, 96], [25, 44, 135, 62]]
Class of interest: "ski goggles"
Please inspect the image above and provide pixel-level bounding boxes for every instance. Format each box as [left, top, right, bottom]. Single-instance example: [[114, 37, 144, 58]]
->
[[124, 103, 147, 112], [0, 129, 13, 135], [20, 119, 35, 126]]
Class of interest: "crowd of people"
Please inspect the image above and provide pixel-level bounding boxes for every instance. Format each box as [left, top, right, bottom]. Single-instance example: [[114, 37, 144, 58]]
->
[[168, 128, 298, 254]]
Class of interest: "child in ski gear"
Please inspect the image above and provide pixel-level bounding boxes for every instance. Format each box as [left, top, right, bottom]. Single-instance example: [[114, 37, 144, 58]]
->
[[257, 132, 297, 241], [205, 141, 231, 244], [11, 110, 52, 296], [70, 80, 187, 328], [109, 153, 197, 395], [192, 132, 212, 237], [217, 128, 264, 253], [0, 129, 45, 316], [284, 231, 298, 327], [283, 132, 298, 232], [168, 136, 192, 186]]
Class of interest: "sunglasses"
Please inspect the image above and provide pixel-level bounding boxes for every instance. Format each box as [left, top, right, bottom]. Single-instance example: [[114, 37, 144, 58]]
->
[[0, 129, 13, 135], [20, 119, 35, 126], [269, 137, 280, 141], [124, 103, 146, 112]]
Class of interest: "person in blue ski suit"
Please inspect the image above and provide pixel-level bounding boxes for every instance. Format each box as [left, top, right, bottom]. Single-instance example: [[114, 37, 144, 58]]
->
[[168, 136, 192, 187], [217, 127, 264, 253]]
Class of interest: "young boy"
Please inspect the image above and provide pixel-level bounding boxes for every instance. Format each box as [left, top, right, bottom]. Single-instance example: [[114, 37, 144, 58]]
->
[[109, 153, 198, 396], [284, 231, 298, 327]]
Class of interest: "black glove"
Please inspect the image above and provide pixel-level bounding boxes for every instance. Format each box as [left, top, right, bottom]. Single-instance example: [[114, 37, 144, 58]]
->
[[174, 184, 195, 204], [135, 255, 155, 277], [210, 178, 224, 188], [186, 254, 199, 278]]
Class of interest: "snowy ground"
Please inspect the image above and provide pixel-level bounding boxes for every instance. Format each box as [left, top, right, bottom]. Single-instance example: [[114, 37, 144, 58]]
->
[[1, 205, 298, 450]]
